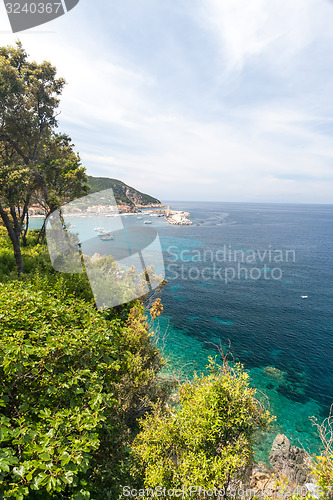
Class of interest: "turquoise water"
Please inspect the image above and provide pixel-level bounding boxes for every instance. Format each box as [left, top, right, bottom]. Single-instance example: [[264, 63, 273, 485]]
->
[[153, 314, 323, 462], [154, 202, 333, 461], [31, 202, 333, 461]]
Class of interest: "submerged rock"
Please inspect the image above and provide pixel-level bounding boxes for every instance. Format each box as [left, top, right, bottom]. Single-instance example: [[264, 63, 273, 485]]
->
[[263, 366, 285, 381]]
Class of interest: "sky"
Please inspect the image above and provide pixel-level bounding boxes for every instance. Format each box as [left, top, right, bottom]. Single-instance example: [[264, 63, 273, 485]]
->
[[1, 0, 333, 203]]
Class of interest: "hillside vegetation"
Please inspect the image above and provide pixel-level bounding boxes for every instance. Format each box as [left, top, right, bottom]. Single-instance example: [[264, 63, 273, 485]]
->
[[0, 228, 166, 499], [87, 176, 163, 208]]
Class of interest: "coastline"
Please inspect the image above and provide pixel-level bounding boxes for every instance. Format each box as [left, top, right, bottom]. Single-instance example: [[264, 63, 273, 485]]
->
[[29, 205, 194, 226]]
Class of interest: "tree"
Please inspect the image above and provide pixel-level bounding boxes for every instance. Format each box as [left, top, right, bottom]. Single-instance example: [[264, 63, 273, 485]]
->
[[34, 133, 88, 243], [0, 41, 65, 274], [132, 357, 274, 497], [0, 160, 35, 272]]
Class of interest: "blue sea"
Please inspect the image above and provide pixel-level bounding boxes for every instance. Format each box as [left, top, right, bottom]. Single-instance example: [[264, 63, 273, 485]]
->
[[30, 202, 333, 461]]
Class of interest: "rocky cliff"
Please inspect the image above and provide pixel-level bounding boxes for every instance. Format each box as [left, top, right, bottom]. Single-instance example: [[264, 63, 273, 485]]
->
[[87, 176, 163, 208], [226, 435, 316, 499]]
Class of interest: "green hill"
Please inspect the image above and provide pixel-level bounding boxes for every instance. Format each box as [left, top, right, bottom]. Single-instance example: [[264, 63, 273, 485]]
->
[[87, 176, 163, 208]]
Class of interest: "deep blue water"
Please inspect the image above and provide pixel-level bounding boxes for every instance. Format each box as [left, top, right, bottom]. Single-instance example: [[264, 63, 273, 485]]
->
[[155, 202, 333, 460], [30, 202, 333, 459]]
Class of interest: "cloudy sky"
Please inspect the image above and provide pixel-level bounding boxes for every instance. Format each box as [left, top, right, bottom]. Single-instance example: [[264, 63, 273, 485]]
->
[[1, 0, 333, 203]]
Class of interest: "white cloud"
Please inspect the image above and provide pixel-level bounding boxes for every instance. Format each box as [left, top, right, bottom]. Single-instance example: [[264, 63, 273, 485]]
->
[[200, 0, 333, 73], [79, 107, 333, 202], [0, 0, 333, 202]]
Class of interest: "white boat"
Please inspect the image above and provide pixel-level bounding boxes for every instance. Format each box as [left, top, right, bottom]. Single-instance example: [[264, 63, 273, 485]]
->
[[98, 229, 115, 236], [301, 295, 308, 299], [144, 220, 152, 224], [137, 216, 143, 220], [100, 234, 114, 241]]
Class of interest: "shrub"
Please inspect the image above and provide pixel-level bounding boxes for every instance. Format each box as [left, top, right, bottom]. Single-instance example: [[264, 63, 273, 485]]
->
[[311, 409, 333, 499], [132, 357, 274, 498], [0, 281, 164, 499]]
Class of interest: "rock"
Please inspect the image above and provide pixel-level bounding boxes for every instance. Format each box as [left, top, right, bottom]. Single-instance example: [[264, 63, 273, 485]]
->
[[263, 366, 285, 381], [223, 434, 316, 499], [270, 434, 291, 463], [269, 434, 314, 486], [226, 462, 278, 499], [249, 462, 276, 491]]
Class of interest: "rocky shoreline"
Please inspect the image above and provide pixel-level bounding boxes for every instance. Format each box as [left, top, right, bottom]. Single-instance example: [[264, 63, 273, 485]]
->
[[227, 434, 318, 499]]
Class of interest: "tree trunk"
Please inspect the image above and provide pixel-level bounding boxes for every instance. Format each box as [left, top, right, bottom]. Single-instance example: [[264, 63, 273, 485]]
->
[[0, 204, 24, 275], [22, 212, 29, 247], [37, 218, 47, 244], [11, 231, 24, 275], [37, 205, 56, 244], [21, 197, 30, 247]]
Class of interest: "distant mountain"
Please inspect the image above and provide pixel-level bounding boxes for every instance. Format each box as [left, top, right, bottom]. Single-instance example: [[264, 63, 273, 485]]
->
[[87, 176, 163, 208]]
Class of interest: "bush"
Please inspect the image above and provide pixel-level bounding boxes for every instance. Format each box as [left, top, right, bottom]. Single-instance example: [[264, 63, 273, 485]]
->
[[0, 281, 164, 499], [132, 357, 274, 498], [310, 409, 333, 499]]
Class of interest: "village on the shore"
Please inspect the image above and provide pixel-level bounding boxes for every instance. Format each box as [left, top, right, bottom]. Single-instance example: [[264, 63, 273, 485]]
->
[[28, 203, 193, 225]]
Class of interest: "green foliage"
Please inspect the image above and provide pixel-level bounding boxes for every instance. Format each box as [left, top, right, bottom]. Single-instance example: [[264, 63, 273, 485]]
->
[[87, 176, 162, 207], [0, 281, 164, 499], [310, 410, 333, 499], [132, 358, 274, 497], [0, 228, 92, 303], [0, 228, 16, 277], [0, 41, 65, 156], [0, 42, 87, 274], [0, 226, 165, 499], [312, 455, 333, 497], [0, 164, 33, 208], [36, 133, 88, 213]]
